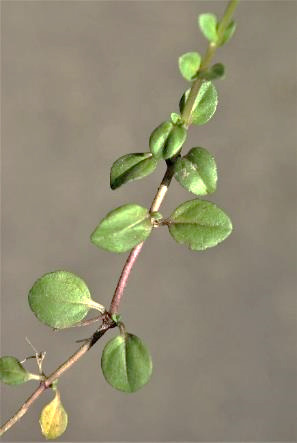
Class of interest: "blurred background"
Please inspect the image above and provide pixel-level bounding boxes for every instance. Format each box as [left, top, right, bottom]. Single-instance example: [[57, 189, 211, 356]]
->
[[1, 1, 296, 441]]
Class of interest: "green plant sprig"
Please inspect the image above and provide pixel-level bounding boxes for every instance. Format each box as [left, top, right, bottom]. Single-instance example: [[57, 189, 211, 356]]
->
[[0, 0, 239, 439]]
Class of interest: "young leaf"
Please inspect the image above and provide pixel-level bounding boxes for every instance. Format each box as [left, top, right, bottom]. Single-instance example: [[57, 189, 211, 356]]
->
[[149, 121, 174, 160], [150, 211, 163, 222], [174, 147, 217, 195], [40, 389, 68, 440], [0, 356, 31, 385], [170, 112, 182, 125], [168, 199, 232, 250], [28, 271, 103, 329], [163, 125, 187, 160], [198, 13, 218, 43], [178, 52, 201, 81], [101, 333, 152, 393], [198, 63, 225, 80], [110, 153, 158, 190], [218, 20, 237, 46], [149, 121, 187, 160], [179, 81, 218, 125], [111, 313, 122, 325], [90, 204, 152, 253]]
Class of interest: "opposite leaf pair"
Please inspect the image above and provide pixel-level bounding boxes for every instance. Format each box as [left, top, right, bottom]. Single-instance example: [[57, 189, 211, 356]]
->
[[110, 80, 218, 192], [26, 270, 152, 394], [179, 53, 225, 82], [90, 199, 232, 254]]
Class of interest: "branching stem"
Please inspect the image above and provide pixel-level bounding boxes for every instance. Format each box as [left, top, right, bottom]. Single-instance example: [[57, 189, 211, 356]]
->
[[0, 0, 238, 436]]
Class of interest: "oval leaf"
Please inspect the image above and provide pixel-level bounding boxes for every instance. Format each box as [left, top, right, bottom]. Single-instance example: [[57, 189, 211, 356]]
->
[[90, 204, 152, 253], [40, 390, 68, 440], [28, 271, 96, 329], [198, 63, 225, 81], [110, 153, 158, 190], [101, 333, 152, 393], [198, 13, 218, 43], [149, 121, 173, 159], [0, 356, 31, 385], [178, 52, 201, 81], [179, 81, 218, 126], [168, 199, 232, 250], [174, 147, 217, 196], [163, 125, 187, 160]]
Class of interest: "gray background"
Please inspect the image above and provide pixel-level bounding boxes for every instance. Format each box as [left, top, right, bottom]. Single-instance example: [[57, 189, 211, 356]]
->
[[1, 0, 296, 441]]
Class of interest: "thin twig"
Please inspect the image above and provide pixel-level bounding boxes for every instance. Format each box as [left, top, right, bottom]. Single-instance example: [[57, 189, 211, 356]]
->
[[0, 319, 114, 436], [0, 0, 239, 436]]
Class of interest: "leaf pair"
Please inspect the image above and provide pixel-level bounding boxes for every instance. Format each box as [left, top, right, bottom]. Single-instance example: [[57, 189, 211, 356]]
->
[[198, 13, 236, 46], [149, 121, 187, 160], [90, 198, 232, 254], [28, 271, 105, 329], [179, 53, 224, 82]]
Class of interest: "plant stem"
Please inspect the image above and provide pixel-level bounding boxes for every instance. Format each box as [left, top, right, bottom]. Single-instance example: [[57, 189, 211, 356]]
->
[[110, 0, 239, 313], [181, 0, 239, 126], [217, 0, 239, 39], [109, 161, 176, 314], [0, 0, 239, 436], [0, 320, 113, 437]]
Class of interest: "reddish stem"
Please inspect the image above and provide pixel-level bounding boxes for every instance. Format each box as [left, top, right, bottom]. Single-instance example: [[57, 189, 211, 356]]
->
[[109, 243, 144, 314], [109, 161, 175, 315]]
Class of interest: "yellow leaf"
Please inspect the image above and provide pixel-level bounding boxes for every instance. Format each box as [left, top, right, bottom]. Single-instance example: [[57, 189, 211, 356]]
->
[[39, 389, 68, 440]]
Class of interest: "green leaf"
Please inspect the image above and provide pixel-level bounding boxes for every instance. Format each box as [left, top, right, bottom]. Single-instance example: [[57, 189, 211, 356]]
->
[[90, 204, 152, 253], [28, 271, 103, 329], [150, 211, 163, 222], [0, 356, 32, 385], [163, 125, 187, 160], [111, 313, 122, 325], [149, 121, 173, 160], [218, 20, 237, 46], [39, 389, 68, 440], [149, 121, 187, 160], [168, 199, 232, 250], [170, 112, 182, 125], [101, 333, 152, 393], [110, 153, 158, 190], [179, 81, 218, 125], [178, 52, 201, 81], [198, 13, 218, 43], [198, 63, 225, 81], [174, 147, 217, 195]]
